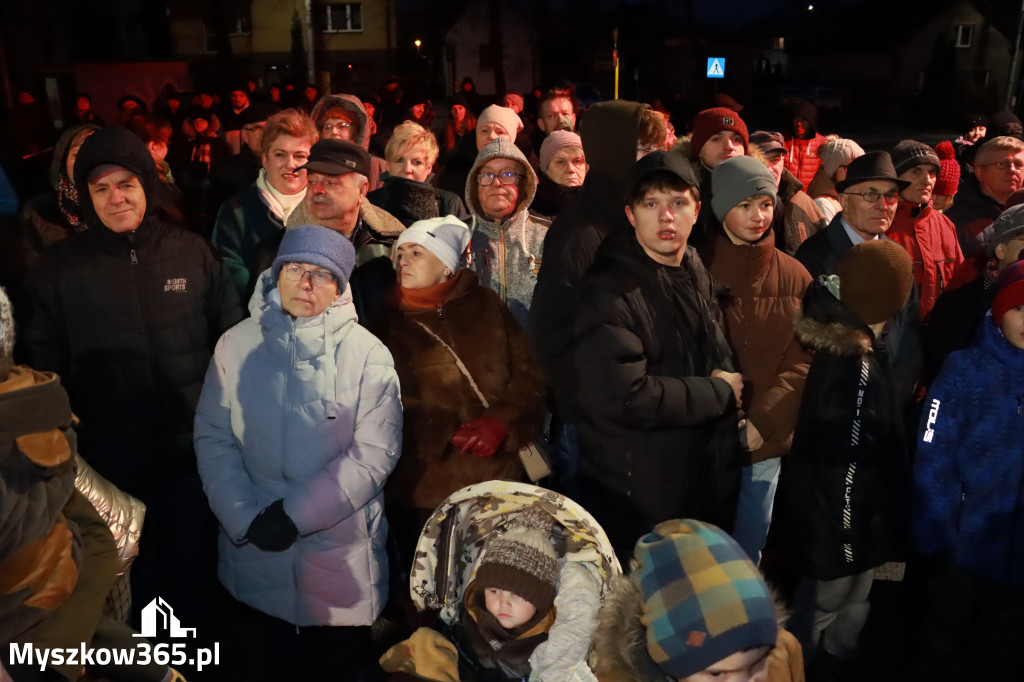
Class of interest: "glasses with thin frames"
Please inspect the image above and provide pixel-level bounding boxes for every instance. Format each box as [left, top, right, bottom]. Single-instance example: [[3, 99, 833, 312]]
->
[[281, 263, 336, 288], [477, 171, 524, 186], [843, 190, 900, 205], [322, 121, 352, 134], [977, 159, 1024, 172]]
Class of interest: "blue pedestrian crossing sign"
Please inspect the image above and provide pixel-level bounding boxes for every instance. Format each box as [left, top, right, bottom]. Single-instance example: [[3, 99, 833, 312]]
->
[[707, 58, 725, 79]]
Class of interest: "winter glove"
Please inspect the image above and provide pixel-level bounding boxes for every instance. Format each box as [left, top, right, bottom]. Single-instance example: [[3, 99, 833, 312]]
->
[[245, 499, 299, 552], [449, 417, 509, 458]]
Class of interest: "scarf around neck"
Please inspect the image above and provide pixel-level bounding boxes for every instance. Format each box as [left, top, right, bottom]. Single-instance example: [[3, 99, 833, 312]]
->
[[257, 168, 306, 222]]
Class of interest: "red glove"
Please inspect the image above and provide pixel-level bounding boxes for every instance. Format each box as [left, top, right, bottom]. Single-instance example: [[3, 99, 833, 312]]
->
[[449, 417, 509, 457]]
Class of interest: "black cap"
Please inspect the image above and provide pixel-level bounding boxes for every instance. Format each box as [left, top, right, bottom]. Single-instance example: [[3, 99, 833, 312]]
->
[[628, 150, 699, 194], [750, 130, 786, 156], [296, 139, 371, 177], [239, 102, 280, 126], [835, 151, 910, 193]]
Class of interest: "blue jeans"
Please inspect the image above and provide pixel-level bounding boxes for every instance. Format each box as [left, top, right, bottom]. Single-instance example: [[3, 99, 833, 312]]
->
[[731, 457, 781, 564]]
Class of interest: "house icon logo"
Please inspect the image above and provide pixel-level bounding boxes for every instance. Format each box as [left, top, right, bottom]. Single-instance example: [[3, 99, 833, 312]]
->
[[132, 597, 197, 638]]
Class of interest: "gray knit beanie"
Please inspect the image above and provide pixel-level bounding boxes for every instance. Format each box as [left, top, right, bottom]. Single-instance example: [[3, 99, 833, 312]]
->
[[0, 286, 14, 379], [891, 139, 941, 177], [711, 155, 778, 222], [819, 138, 865, 179], [272, 225, 357, 286]]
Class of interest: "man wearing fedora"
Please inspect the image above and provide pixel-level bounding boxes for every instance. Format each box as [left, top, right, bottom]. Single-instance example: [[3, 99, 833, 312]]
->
[[794, 151, 923, 405], [246, 138, 404, 322]]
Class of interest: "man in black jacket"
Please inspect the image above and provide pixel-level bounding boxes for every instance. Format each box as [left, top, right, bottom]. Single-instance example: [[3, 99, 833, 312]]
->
[[23, 127, 241, 646], [572, 151, 743, 560]]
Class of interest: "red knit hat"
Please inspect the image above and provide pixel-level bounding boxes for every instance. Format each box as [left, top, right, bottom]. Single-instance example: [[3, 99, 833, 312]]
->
[[934, 140, 961, 198], [992, 260, 1024, 327], [691, 107, 749, 158]]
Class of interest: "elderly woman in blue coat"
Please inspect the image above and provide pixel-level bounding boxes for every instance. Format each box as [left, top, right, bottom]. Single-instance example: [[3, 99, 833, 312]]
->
[[194, 224, 402, 679]]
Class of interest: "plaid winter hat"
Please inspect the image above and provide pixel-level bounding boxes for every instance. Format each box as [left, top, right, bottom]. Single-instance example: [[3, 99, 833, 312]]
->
[[891, 139, 941, 177], [475, 508, 558, 615], [0, 286, 13, 379], [633, 519, 777, 680], [934, 141, 961, 197]]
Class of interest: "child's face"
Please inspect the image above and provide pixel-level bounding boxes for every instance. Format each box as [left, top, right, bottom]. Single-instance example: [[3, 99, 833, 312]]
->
[[484, 587, 536, 629], [1001, 306, 1024, 350], [678, 645, 771, 681]]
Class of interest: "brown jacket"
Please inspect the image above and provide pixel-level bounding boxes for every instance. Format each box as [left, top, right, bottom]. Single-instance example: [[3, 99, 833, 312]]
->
[[371, 270, 547, 511], [702, 230, 812, 462]]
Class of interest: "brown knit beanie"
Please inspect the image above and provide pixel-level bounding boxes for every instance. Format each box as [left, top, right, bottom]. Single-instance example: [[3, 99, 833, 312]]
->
[[475, 508, 558, 615], [840, 240, 914, 325]]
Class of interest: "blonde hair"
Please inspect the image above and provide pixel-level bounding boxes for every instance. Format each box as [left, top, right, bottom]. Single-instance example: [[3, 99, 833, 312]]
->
[[386, 121, 440, 166], [977, 135, 1024, 162]]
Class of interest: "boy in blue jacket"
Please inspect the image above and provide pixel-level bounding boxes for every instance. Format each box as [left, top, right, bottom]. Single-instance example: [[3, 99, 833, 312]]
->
[[913, 259, 1024, 680]]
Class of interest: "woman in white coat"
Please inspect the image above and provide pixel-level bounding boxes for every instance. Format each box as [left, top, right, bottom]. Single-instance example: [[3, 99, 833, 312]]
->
[[194, 224, 402, 680]]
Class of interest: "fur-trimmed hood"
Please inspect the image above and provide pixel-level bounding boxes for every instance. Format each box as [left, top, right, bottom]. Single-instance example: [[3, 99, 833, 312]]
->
[[310, 93, 372, 150], [590, 574, 798, 682], [285, 197, 405, 239], [794, 277, 875, 357]]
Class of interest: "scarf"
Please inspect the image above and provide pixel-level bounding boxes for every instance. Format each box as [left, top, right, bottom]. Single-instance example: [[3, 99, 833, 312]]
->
[[256, 168, 306, 222], [395, 270, 463, 310], [55, 177, 87, 231]]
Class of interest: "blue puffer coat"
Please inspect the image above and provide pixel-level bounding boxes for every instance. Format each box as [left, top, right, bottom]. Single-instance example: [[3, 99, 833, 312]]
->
[[913, 316, 1024, 585], [194, 270, 403, 625]]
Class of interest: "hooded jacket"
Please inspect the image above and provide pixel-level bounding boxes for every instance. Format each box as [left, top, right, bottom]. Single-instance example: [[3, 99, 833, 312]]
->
[[310, 93, 388, 190], [573, 227, 741, 556], [530, 100, 649, 420], [589, 575, 804, 682], [913, 316, 1024, 586], [783, 103, 826, 188], [888, 199, 964, 320], [465, 137, 550, 328], [370, 270, 546, 511], [702, 229, 812, 463], [945, 174, 1004, 258], [775, 280, 910, 579], [25, 128, 242, 491], [194, 269, 402, 626]]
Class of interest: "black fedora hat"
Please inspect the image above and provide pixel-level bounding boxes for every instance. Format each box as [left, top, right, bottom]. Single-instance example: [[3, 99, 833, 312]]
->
[[836, 151, 910, 193]]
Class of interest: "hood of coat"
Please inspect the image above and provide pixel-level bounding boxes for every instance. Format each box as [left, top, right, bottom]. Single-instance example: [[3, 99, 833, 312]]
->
[[72, 127, 159, 230], [465, 137, 538, 221], [310, 93, 372, 150], [794, 277, 875, 357], [580, 100, 650, 198], [591, 574, 791, 682]]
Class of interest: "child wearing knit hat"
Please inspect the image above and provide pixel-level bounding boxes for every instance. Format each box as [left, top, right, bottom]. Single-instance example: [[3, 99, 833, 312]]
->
[[912, 258, 1024, 679], [456, 507, 560, 679], [590, 519, 803, 682]]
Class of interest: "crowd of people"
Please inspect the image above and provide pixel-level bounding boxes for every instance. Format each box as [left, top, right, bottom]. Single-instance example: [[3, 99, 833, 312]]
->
[[1, 77, 1023, 682]]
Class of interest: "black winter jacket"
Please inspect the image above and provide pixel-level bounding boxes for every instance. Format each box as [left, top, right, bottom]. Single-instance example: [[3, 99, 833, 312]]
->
[[572, 227, 741, 558], [776, 280, 910, 579], [530, 100, 650, 421], [25, 218, 241, 491]]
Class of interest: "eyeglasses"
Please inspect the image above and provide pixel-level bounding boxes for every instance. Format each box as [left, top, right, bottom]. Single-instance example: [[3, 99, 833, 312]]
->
[[476, 171, 524, 186], [281, 263, 336, 288], [843, 190, 900, 205], [977, 159, 1024, 171], [321, 121, 351, 133]]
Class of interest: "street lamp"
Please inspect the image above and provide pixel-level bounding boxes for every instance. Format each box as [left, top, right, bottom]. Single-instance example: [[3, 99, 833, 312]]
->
[[414, 40, 422, 57]]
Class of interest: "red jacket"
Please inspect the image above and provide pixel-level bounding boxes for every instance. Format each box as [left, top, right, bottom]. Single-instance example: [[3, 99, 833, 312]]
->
[[888, 200, 964, 320], [783, 133, 826, 188]]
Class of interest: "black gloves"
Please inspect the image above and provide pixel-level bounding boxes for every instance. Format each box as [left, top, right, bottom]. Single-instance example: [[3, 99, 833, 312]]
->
[[245, 499, 299, 551]]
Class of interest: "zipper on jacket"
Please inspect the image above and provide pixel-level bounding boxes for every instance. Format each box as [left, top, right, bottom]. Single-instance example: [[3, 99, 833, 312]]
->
[[130, 249, 138, 265]]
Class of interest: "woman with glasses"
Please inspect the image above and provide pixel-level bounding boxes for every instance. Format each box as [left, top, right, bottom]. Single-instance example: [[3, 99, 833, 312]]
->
[[465, 137, 550, 326], [369, 215, 546, 571], [194, 224, 402, 680]]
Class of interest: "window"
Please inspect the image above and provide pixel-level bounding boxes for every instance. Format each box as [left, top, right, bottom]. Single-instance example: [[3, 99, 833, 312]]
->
[[324, 3, 362, 33], [228, 7, 252, 36], [954, 23, 973, 48]]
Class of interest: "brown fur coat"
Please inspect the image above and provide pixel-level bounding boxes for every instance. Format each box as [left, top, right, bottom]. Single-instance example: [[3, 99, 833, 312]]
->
[[371, 270, 547, 511]]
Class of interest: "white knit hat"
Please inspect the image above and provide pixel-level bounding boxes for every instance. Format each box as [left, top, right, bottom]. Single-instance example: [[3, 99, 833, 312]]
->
[[395, 215, 471, 273], [478, 105, 524, 142]]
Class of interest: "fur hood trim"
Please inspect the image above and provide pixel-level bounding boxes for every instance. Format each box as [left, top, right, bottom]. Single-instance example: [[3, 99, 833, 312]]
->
[[591, 574, 793, 682], [794, 278, 874, 356]]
